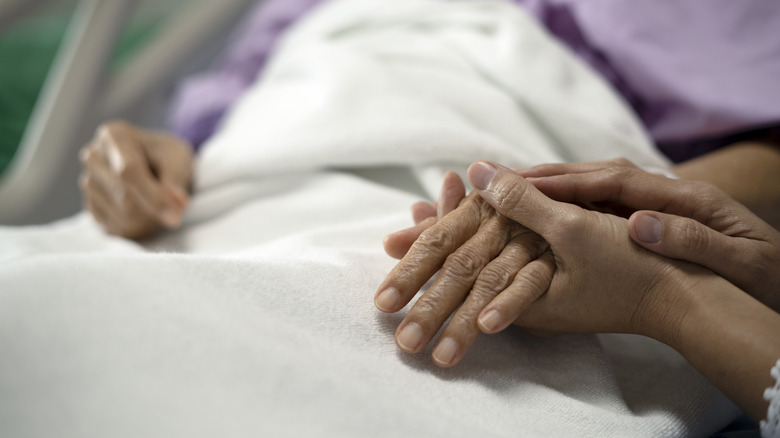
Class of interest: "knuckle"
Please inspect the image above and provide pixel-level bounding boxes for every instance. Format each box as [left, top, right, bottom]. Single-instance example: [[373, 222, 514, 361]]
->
[[675, 220, 710, 255], [698, 180, 722, 196], [449, 312, 478, 331], [442, 249, 481, 281], [493, 178, 528, 214], [688, 181, 725, 203], [605, 165, 632, 181], [613, 157, 635, 168], [81, 147, 101, 168], [411, 298, 442, 322], [517, 262, 552, 293], [415, 224, 455, 254], [475, 264, 515, 294], [556, 210, 588, 237]]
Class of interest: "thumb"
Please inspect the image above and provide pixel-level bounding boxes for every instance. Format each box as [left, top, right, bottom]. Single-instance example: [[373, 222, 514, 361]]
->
[[467, 161, 576, 238], [628, 211, 749, 282]]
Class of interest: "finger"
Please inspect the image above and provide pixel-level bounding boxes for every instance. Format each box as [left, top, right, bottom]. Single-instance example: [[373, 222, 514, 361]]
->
[[383, 217, 437, 259], [478, 251, 556, 334], [518, 158, 636, 178], [144, 131, 192, 212], [628, 211, 773, 294], [394, 215, 515, 354], [145, 131, 193, 191], [468, 161, 577, 239], [80, 173, 125, 232], [101, 126, 182, 228], [525, 166, 752, 234], [84, 145, 162, 231], [165, 183, 189, 211], [431, 229, 546, 367], [411, 201, 436, 225], [375, 192, 484, 313], [81, 144, 119, 197], [437, 171, 466, 219]]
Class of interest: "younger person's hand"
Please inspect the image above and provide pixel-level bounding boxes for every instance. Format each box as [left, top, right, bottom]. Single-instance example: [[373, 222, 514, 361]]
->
[[521, 159, 780, 312], [79, 120, 194, 240], [465, 161, 699, 339]]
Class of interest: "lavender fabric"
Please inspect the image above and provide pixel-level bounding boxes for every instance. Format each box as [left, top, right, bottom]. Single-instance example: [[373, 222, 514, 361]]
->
[[535, 0, 780, 162], [168, 0, 780, 162]]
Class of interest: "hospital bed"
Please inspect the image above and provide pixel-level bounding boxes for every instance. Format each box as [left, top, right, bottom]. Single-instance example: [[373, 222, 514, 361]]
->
[[0, 1, 742, 436], [0, 0, 256, 225]]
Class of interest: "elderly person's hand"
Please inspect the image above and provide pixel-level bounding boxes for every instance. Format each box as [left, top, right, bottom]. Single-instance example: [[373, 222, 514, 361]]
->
[[520, 159, 780, 312], [79, 120, 193, 240], [377, 160, 715, 367], [375, 175, 551, 368], [383, 171, 470, 259]]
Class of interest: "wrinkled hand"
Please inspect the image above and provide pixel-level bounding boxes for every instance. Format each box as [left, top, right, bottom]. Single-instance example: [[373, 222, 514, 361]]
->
[[466, 161, 699, 342], [376, 173, 550, 368], [522, 158, 780, 312], [79, 120, 193, 239], [383, 171, 467, 259]]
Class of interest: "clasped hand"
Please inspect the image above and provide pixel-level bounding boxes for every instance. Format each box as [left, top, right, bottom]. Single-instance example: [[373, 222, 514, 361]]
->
[[376, 162, 695, 367], [79, 121, 193, 239]]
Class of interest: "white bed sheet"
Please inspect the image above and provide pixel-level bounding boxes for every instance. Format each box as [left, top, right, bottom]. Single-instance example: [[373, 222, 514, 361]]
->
[[0, 1, 738, 436]]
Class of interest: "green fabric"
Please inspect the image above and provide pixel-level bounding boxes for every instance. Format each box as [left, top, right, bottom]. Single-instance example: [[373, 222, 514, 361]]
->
[[0, 11, 161, 176], [0, 15, 69, 176]]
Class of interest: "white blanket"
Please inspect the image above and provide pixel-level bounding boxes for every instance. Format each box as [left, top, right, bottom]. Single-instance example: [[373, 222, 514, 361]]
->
[[0, 1, 738, 436]]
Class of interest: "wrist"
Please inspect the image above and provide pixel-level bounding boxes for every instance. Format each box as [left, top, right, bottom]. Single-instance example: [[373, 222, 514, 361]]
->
[[654, 268, 780, 421], [629, 260, 710, 348]]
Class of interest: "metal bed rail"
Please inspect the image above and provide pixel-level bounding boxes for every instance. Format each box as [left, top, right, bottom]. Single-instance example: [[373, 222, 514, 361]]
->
[[0, 0, 256, 225]]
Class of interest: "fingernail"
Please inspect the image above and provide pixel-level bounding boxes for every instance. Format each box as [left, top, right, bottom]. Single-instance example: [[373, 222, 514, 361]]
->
[[479, 309, 502, 332], [635, 214, 662, 243], [397, 322, 423, 351], [469, 161, 497, 191], [433, 337, 459, 366], [160, 209, 181, 228], [375, 287, 400, 312]]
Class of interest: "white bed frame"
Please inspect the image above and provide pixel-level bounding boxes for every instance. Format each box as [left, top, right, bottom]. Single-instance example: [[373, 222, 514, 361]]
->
[[0, 0, 257, 225]]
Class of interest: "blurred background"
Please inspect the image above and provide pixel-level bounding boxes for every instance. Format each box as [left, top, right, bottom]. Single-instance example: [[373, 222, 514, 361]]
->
[[0, 0, 254, 225]]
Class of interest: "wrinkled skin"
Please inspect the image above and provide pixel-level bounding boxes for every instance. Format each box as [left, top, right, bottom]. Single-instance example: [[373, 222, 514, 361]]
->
[[381, 160, 780, 369], [377, 182, 552, 367], [377, 164, 696, 367]]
